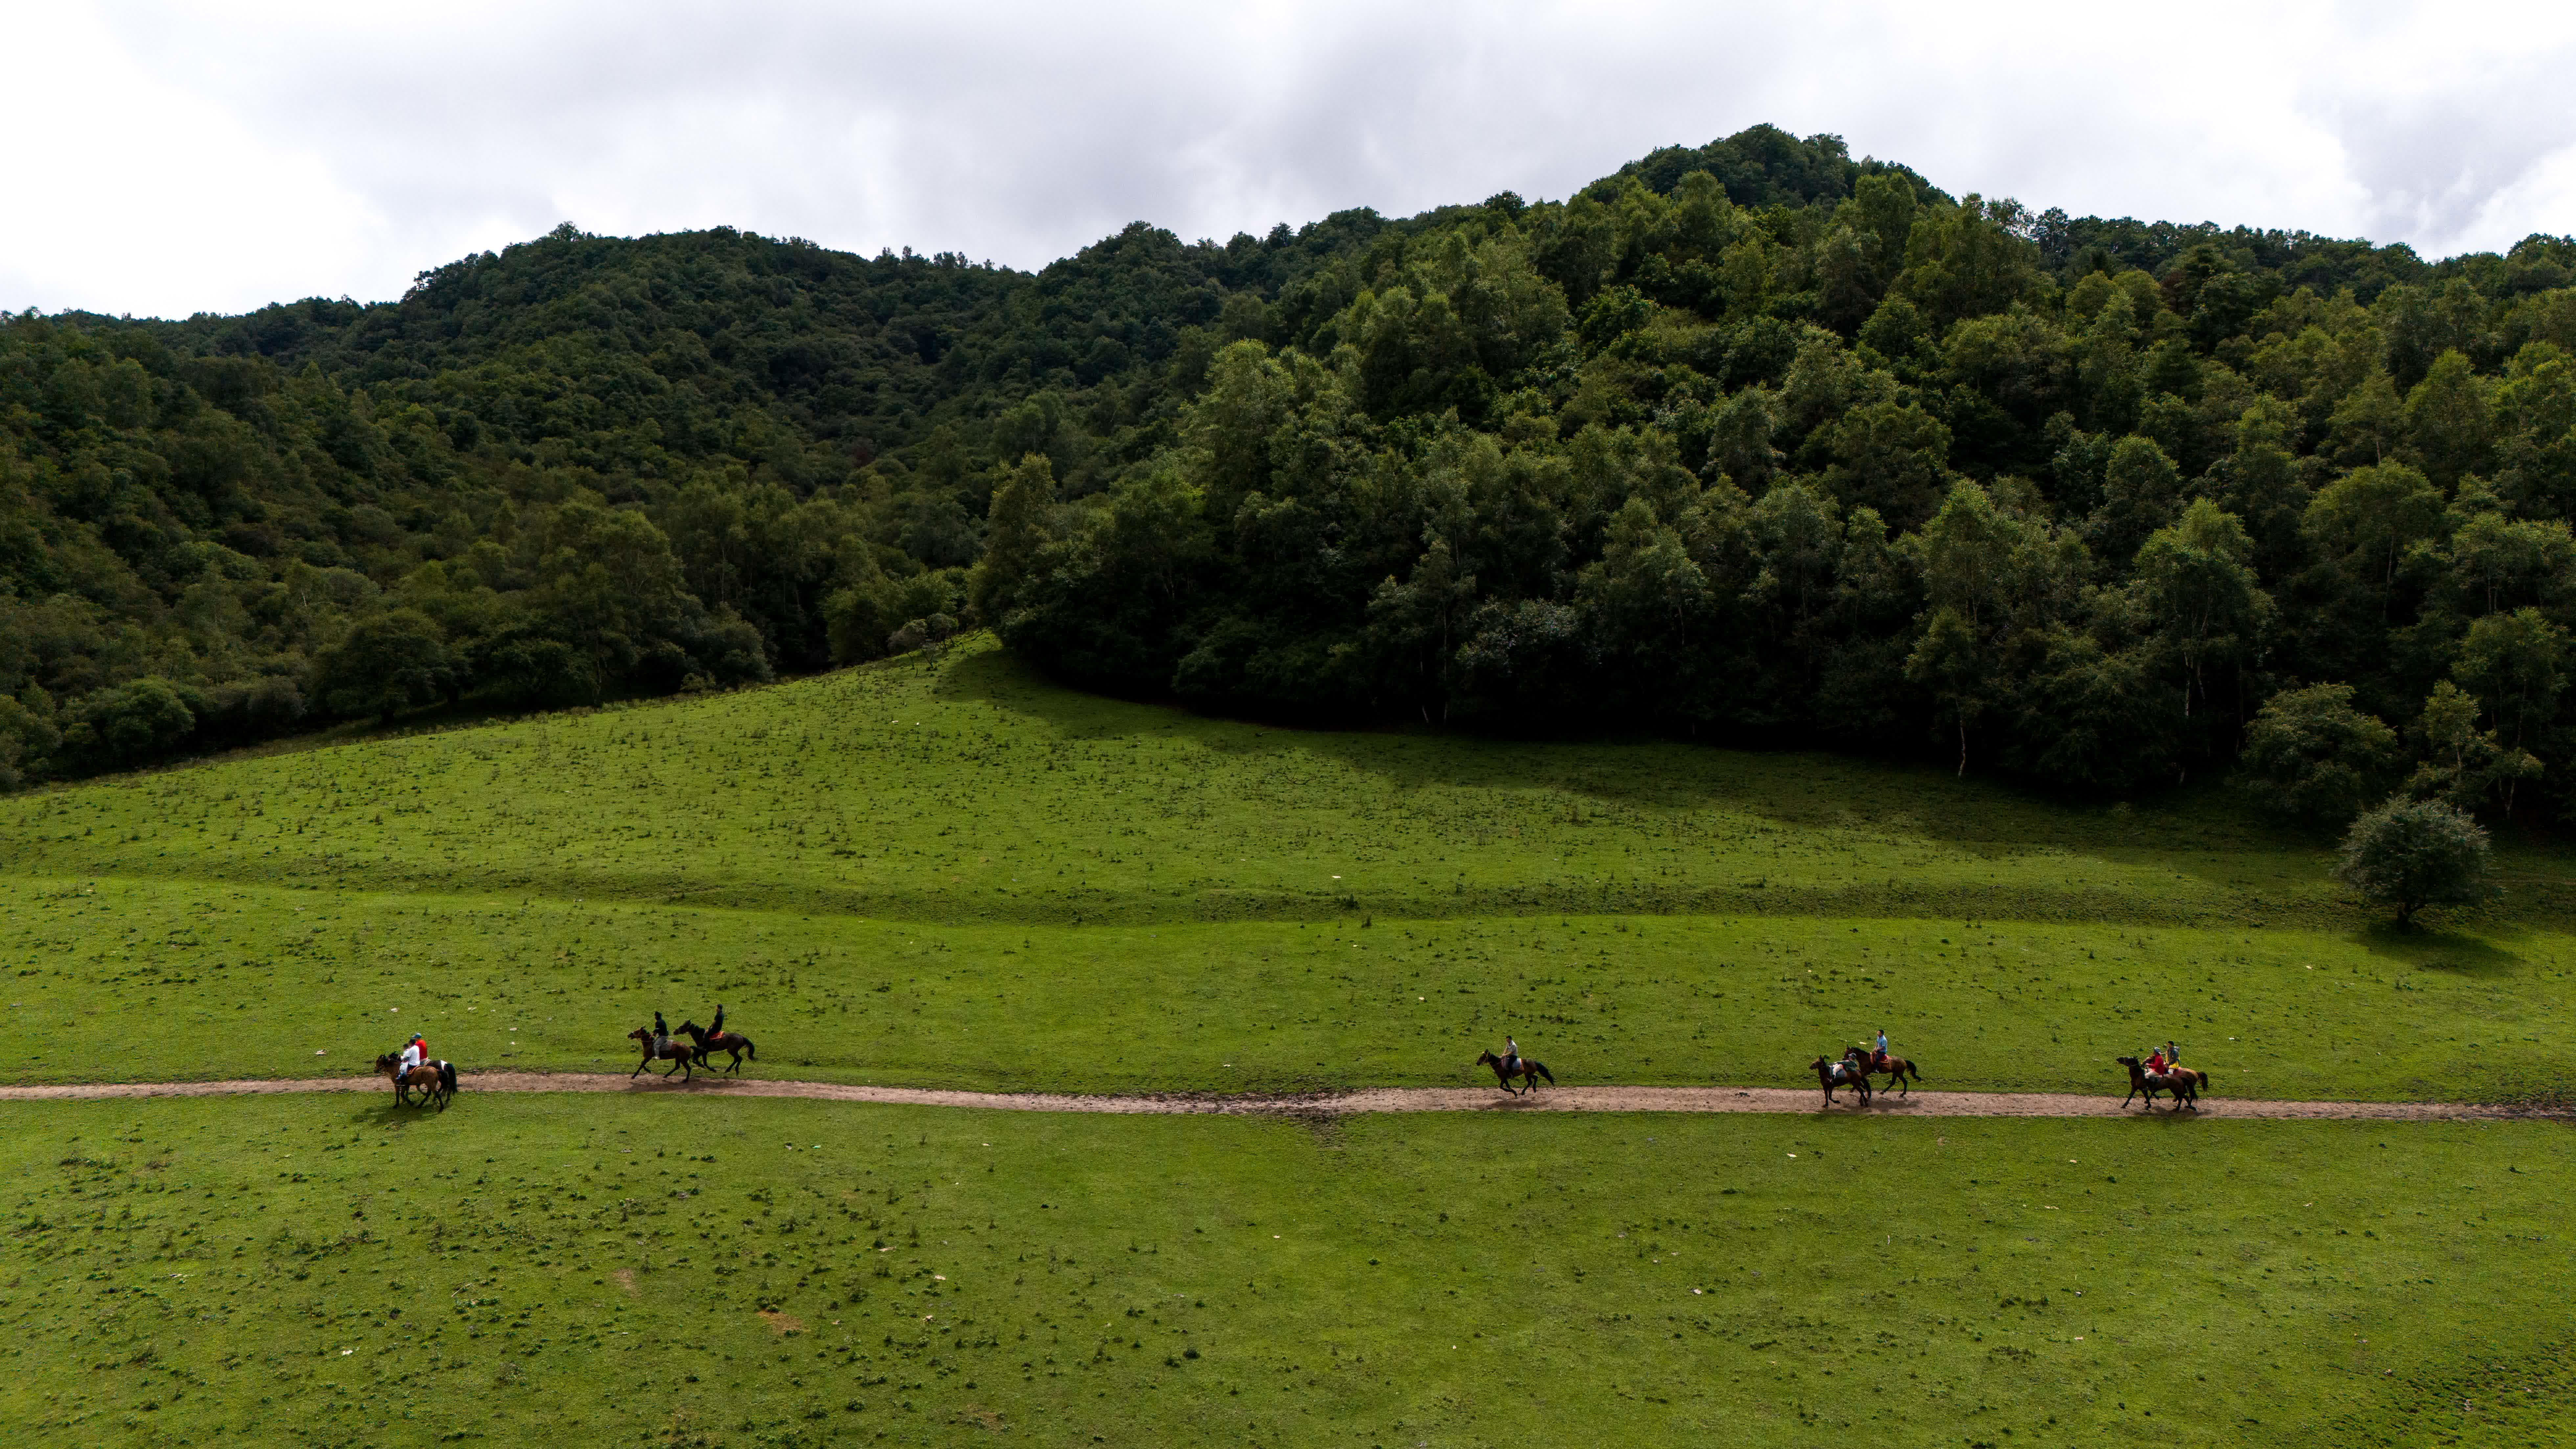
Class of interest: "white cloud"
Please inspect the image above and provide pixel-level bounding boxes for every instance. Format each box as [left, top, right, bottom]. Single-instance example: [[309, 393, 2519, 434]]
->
[[3, 0, 2571, 317]]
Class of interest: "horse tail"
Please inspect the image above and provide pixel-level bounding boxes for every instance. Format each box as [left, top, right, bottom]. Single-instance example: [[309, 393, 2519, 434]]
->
[[743, 1037, 756, 1061], [440, 1061, 458, 1094], [1533, 1062, 1554, 1084]]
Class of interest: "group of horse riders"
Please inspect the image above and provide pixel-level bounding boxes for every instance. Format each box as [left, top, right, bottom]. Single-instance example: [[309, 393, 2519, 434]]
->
[[394, 1001, 736, 1074], [382, 1002, 751, 1103]]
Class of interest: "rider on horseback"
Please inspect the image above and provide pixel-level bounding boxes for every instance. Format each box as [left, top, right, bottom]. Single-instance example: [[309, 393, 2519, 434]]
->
[[709, 1003, 726, 1038], [2145, 1045, 2169, 1076], [399, 1033, 428, 1075], [1502, 1035, 1521, 1077], [653, 1011, 671, 1056], [1873, 1027, 1889, 1074]]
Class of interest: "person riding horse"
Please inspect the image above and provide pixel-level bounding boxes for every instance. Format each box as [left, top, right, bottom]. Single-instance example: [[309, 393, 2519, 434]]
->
[[653, 1010, 671, 1057], [1501, 1035, 1522, 1077], [1873, 1027, 1890, 1074], [400, 1033, 429, 1076]]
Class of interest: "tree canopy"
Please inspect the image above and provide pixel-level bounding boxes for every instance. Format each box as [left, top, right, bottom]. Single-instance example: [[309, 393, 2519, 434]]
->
[[7, 125, 2576, 822]]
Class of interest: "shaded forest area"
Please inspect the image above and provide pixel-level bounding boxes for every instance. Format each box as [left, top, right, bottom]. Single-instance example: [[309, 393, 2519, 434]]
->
[[7, 125, 2576, 829]]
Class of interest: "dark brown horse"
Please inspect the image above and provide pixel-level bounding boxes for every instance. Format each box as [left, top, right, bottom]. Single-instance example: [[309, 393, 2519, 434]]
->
[[1844, 1045, 1924, 1097], [676, 1021, 756, 1075], [629, 1026, 696, 1082], [1811, 1055, 1872, 1106], [1476, 1051, 1554, 1095], [2116, 1055, 2207, 1111], [374, 1053, 456, 1110]]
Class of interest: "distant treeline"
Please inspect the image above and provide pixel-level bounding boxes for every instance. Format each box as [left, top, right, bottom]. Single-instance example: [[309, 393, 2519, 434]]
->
[[6, 125, 2576, 829]]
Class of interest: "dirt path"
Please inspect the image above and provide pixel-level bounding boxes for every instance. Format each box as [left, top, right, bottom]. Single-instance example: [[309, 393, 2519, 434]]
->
[[0, 1073, 2545, 1120]]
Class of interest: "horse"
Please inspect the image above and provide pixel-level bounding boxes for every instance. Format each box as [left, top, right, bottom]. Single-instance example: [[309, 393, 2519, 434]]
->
[[1810, 1055, 1872, 1106], [675, 1021, 756, 1075], [2116, 1055, 2208, 1112], [374, 1052, 456, 1111], [1475, 1051, 1554, 1095], [629, 1026, 696, 1082], [1844, 1044, 1924, 1097]]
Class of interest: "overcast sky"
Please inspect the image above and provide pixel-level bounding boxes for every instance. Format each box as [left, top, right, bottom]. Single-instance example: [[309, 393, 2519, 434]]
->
[[6, 1, 2573, 319]]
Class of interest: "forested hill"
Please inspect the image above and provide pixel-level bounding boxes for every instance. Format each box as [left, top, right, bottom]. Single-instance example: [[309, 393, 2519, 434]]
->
[[6, 126, 2576, 828]]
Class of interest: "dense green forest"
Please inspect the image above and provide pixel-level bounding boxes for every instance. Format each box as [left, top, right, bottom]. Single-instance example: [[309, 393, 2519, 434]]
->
[[7, 125, 2576, 827]]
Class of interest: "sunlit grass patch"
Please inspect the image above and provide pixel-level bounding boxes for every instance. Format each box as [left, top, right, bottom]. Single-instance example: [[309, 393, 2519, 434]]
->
[[0, 1093, 2565, 1448]]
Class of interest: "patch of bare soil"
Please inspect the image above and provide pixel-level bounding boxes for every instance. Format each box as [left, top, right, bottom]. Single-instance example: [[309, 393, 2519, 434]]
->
[[0, 1073, 2548, 1120]]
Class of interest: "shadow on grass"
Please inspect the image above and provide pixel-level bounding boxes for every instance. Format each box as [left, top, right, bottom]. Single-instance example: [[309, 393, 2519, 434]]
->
[[2351, 924, 2525, 977], [934, 639, 2351, 890]]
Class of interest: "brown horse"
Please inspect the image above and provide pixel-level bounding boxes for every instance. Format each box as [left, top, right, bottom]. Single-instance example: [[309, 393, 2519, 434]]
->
[[1811, 1055, 1872, 1106], [374, 1053, 456, 1110], [2116, 1055, 2208, 1111], [676, 1021, 756, 1075], [629, 1026, 696, 1082], [1475, 1051, 1554, 1095], [1844, 1045, 1924, 1097]]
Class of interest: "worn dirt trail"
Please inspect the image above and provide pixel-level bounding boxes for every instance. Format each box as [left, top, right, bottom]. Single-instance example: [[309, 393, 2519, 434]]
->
[[0, 1073, 2546, 1121]]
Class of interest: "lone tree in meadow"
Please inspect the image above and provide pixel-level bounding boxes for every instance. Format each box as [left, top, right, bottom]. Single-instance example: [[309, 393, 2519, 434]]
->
[[2333, 797, 2492, 927]]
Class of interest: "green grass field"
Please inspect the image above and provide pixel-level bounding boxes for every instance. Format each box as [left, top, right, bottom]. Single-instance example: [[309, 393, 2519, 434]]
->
[[5, 638, 2575, 1446], [3, 639, 2571, 1100], [5, 1093, 2569, 1449], [6, 874, 2571, 1100]]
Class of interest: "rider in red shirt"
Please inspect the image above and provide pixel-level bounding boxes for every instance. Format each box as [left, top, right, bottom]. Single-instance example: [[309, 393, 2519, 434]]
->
[[2145, 1047, 2168, 1075]]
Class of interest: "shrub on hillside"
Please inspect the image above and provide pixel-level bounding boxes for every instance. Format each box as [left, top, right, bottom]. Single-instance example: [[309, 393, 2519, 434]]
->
[[2333, 797, 2492, 927]]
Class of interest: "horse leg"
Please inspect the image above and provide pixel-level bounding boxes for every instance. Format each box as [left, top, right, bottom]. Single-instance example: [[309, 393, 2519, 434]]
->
[[632, 1055, 650, 1078]]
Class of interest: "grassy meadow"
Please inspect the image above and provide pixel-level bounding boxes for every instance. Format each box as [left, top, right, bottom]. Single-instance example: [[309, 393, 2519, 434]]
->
[[5, 873, 2571, 1100], [6, 638, 2576, 1446], [4, 1092, 2569, 1449], [2, 638, 2571, 1100]]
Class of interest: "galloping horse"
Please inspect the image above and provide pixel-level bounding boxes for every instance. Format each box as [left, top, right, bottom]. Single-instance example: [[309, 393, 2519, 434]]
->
[[374, 1052, 456, 1110], [1475, 1051, 1555, 1095], [2116, 1055, 2208, 1112], [1844, 1044, 1925, 1097], [1811, 1055, 1872, 1106], [629, 1026, 696, 1082], [675, 1021, 756, 1075]]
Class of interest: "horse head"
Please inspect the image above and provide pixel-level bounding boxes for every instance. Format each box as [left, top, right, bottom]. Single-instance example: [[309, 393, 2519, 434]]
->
[[1475, 1051, 1499, 1068], [677, 1021, 704, 1039]]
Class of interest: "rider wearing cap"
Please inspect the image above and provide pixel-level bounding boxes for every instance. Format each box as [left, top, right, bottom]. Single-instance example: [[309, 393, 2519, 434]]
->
[[399, 1033, 428, 1076], [1874, 1027, 1890, 1074]]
